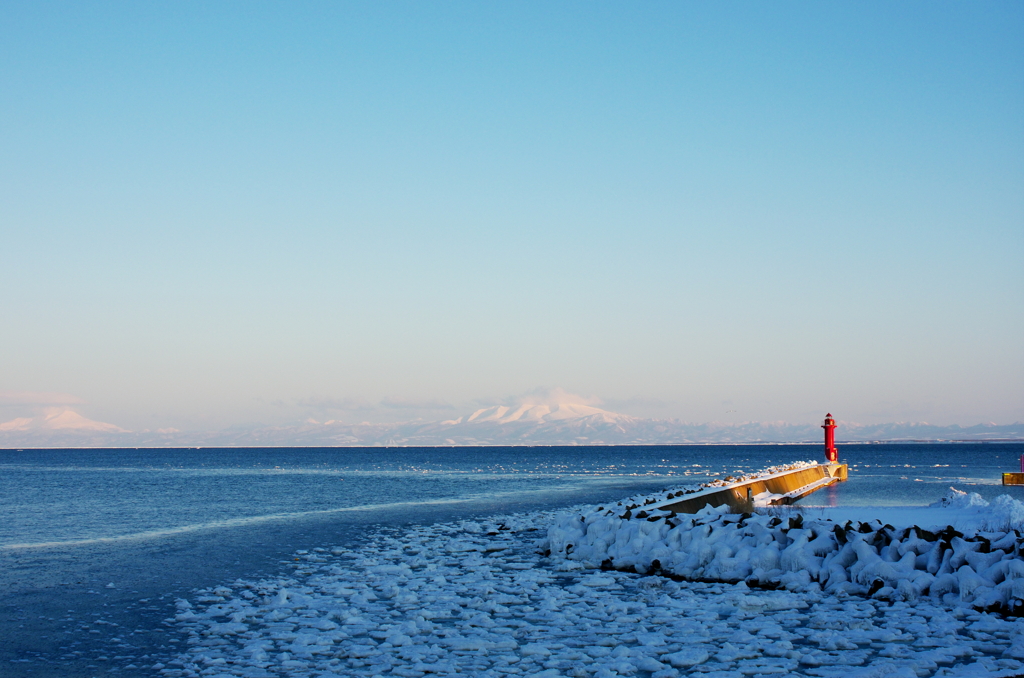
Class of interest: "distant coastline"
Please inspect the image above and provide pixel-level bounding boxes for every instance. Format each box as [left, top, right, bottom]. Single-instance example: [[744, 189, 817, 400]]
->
[[2, 437, 1023, 451]]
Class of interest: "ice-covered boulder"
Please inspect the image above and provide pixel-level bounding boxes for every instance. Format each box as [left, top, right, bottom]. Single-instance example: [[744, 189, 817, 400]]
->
[[547, 476, 1024, 615]]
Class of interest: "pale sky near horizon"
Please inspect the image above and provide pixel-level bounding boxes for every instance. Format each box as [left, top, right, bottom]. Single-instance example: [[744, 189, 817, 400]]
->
[[1, 2, 1022, 431]]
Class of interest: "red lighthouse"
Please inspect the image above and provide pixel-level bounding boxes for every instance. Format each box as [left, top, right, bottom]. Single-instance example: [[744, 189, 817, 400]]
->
[[822, 413, 838, 463]]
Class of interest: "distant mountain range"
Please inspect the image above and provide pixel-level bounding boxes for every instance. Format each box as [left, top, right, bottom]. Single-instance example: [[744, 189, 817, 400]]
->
[[1, 398, 1021, 448]]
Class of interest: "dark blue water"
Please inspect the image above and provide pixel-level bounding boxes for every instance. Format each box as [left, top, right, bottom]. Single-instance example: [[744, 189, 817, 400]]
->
[[1, 443, 1022, 677], [2, 443, 1023, 548], [0, 445, 707, 547]]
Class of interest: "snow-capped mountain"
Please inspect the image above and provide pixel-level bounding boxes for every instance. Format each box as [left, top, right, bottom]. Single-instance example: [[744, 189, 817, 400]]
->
[[0, 408, 129, 447], [0, 393, 1020, 447], [447, 398, 633, 427], [0, 408, 126, 433]]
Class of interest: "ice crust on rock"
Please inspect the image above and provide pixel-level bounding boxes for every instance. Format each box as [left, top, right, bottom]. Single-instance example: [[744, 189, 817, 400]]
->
[[548, 480, 1024, 618], [165, 504, 1024, 678], [927, 488, 1024, 532], [932, 489, 994, 510]]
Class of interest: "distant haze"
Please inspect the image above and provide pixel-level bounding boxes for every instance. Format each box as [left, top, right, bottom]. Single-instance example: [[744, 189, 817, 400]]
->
[[1, 389, 1020, 448], [1, 3, 1021, 434]]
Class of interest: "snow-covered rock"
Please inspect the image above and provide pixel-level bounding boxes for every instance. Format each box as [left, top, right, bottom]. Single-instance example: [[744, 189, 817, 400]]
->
[[547, 480, 1024, 616]]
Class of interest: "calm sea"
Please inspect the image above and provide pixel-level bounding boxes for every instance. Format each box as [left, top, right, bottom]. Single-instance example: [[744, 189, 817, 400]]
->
[[1, 443, 1022, 677], [2, 443, 1023, 549]]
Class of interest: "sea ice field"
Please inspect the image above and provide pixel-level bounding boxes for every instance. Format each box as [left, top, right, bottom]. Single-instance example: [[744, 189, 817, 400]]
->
[[3, 444, 1024, 677], [166, 507, 1024, 678]]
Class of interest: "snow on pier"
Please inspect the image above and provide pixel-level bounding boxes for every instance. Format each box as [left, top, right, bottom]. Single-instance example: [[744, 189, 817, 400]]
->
[[644, 461, 848, 514]]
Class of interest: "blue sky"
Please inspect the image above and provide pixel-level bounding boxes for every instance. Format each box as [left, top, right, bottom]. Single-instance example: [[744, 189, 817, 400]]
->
[[1, 2, 1021, 430]]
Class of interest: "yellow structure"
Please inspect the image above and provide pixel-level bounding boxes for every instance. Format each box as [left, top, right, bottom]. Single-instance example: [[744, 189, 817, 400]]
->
[[656, 463, 848, 515]]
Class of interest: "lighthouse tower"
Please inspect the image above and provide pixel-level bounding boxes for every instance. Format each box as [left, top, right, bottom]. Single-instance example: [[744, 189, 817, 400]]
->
[[822, 413, 838, 463]]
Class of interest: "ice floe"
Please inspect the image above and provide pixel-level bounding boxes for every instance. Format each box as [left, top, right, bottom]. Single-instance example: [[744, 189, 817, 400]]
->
[[162, 473, 1024, 677], [163, 522, 1024, 676]]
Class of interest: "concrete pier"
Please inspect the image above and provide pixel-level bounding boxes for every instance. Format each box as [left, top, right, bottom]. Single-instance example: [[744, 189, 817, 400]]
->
[[650, 463, 848, 515]]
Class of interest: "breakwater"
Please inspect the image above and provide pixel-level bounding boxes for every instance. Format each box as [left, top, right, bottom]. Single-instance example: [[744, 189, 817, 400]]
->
[[650, 462, 847, 514], [547, 488, 1024, 616]]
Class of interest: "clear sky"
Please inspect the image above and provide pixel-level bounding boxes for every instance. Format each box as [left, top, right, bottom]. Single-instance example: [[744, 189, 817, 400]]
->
[[1, 1, 1022, 431]]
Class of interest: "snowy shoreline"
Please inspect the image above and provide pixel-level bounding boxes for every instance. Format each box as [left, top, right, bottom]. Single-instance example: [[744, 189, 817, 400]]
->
[[160, 466, 1024, 678]]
